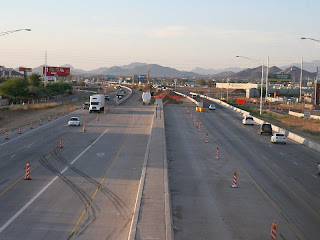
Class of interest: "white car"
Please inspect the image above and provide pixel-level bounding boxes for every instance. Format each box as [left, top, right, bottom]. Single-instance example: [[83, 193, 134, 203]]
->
[[208, 104, 216, 110], [242, 115, 254, 125], [68, 117, 80, 126], [271, 133, 287, 144]]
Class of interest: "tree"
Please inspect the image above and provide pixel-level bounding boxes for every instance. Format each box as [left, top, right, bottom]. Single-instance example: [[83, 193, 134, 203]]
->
[[46, 82, 73, 96], [198, 79, 207, 86], [0, 77, 29, 102], [29, 73, 42, 87]]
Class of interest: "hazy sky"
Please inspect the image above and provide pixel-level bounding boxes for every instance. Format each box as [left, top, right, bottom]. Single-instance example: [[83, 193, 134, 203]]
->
[[0, 0, 319, 71]]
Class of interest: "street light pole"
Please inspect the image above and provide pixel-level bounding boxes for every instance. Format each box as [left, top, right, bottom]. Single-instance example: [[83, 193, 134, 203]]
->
[[0, 28, 31, 37], [236, 55, 264, 114]]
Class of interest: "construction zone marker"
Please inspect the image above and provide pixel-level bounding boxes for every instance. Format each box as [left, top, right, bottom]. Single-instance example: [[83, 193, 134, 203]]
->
[[30, 120, 33, 129], [5, 129, 8, 139], [187, 109, 190, 114], [205, 132, 209, 143], [215, 147, 220, 159], [271, 222, 277, 240], [198, 122, 202, 132], [39, 118, 42, 125], [18, 125, 21, 134], [62, 109, 65, 116], [96, 113, 99, 121], [190, 112, 193, 118], [59, 137, 63, 148], [83, 122, 86, 132], [231, 171, 238, 188], [48, 114, 51, 121], [25, 163, 31, 180]]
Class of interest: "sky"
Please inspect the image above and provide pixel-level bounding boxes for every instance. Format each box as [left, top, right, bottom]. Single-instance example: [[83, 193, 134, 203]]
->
[[0, 0, 320, 71]]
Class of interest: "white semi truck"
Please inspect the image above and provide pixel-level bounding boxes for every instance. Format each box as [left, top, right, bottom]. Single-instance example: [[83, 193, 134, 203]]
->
[[89, 94, 105, 113]]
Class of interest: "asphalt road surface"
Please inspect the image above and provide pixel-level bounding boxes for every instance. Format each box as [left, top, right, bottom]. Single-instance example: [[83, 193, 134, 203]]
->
[[165, 96, 320, 240], [0, 91, 154, 239]]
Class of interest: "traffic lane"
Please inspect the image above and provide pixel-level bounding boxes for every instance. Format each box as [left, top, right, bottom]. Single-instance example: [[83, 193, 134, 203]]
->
[[0, 113, 114, 230], [165, 106, 297, 240], [0, 109, 99, 193], [194, 109, 320, 239], [0, 90, 153, 239], [201, 98, 320, 195]]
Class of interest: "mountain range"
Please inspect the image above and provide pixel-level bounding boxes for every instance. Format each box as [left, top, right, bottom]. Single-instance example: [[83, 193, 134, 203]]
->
[[17, 61, 319, 80]]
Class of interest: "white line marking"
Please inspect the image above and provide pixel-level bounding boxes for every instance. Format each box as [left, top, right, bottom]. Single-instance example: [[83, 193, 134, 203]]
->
[[311, 174, 318, 179], [280, 152, 284, 155], [293, 161, 298, 166], [10, 154, 16, 158], [269, 145, 273, 148], [0, 128, 109, 234]]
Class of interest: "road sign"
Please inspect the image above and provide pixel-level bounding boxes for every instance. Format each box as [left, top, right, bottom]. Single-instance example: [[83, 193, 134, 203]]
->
[[174, 78, 177, 84], [268, 72, 291, 83], [304, 110, 311, 119]]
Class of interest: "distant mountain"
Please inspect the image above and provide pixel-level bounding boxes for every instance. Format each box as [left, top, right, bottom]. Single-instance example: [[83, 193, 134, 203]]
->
[[231, 65, 316, 80], [281, 60, 320, 73], [28, 62, 201, 78], [191, 67, 243, 75]]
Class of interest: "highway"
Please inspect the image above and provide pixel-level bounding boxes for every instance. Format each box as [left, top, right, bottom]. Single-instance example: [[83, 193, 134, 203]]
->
[[0, 91, 155, 239], [166, 94, 320, 240]]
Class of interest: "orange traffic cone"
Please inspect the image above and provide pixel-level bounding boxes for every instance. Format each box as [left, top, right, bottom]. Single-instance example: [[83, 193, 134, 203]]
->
[[30, 120, 33, 129], [198, 122, 202, 132], [271, 222, 277, 240], [205, 132, 209, 143], [62, 109, 65, 116], [48, 114, 51, 121], [231, 171, 238, 188], [39, 118, 42, 125], [5, 129, 8, 139], [190, 112, 192, 118], [96, 113, 99, 121], [18, 125, 21, 134], [25, 163, 31, 180], [59, 137, 63, 148], [83, 122, 86, 132], [215, 147, 220, 159]]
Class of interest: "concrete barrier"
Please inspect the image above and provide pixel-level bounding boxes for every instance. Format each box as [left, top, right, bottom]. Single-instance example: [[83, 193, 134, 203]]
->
[[175, 91, 320, 153], [289, 110, 320, 120], [115, 86, 132, 105]]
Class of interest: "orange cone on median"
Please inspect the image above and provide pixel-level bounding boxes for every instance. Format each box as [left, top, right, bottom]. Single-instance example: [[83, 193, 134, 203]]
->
[[59, 137, 63, 148], [215, 147, 220, 159], [5, 129, 8, 139], [18, 125, 21, 134], [205, 132, 209, 143]]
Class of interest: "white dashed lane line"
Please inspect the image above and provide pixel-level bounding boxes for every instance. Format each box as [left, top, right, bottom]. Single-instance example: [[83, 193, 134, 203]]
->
[[10, 154, 16, 158], [311, 174, 318, 179]]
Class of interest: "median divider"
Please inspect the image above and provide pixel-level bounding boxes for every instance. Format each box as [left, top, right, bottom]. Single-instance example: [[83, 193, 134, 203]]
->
[[115, 86, 133, 105], [175, 90, 320, 153], [128, 104, 173, 240]]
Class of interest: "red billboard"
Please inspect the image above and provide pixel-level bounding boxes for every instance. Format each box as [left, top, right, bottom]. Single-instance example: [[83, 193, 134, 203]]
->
[[43, 66, 70, 76]]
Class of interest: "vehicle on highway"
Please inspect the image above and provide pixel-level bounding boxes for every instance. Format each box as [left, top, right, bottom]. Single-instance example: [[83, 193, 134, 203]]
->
[[68, 117, 80, 126], [105, 95, 110, 101], [242, 115, 254, 125], [208, 104, 216, 110], [142, 92, 152, 105], [258, 123, 272, 135], [271, 133, 287, 144], [83, 102, 89, 109], [89, 94, 105, 113]]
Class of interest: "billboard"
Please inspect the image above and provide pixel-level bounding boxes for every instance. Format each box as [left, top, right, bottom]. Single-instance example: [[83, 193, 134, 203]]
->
[[19, 67, 32, 72], [43, 66, 70, 76], [137, 75, 146, 79], [268, 72, 291, 83]]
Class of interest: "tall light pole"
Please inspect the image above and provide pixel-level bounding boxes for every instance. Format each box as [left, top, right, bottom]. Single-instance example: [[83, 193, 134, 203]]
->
[[236, 55, 264, 114], [0, 28, 31, 37], [301, 37, 320, 43]]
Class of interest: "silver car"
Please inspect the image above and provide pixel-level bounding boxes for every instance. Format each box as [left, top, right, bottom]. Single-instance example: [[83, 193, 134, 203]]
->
[[68, 117, 80, 126]]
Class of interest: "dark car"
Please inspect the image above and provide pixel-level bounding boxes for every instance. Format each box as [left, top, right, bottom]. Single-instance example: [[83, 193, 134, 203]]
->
[[105, 95, 110, 100], [258, 123, 272, 135], [83, 102, 89, 109]]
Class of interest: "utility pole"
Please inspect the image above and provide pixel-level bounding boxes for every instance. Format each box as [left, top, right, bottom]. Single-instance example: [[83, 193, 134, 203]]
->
[[265, 56, 269, 101], [300, 56, 303, 102], [44, 51, 47, 87], [147, 65, 150, 84]]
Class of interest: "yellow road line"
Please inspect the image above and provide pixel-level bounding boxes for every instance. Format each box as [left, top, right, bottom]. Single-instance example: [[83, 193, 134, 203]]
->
[[68, 114, 135, 239]]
